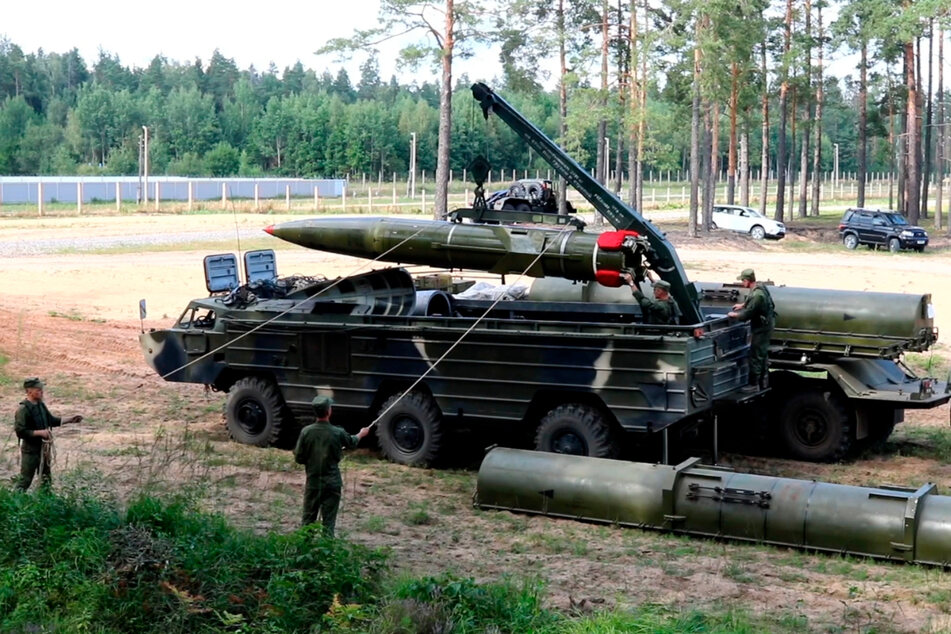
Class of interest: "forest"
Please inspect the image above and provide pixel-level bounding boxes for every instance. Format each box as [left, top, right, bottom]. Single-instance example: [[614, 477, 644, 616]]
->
[[0, 0, 949, 225]]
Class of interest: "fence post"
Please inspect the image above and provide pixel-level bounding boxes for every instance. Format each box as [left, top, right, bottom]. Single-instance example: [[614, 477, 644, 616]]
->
[[76, 182, 82, 215], [368, 187, 372, 213], [285, 185, 291, 211], [188, 181, 194, 212], [314, 186, 320, 211], [115, 182, 121, 212], [254, 183, 260, 211], [342, 183, 347, 212], [37, 181, 43, 216], [221, 183, 227, 209], [422, 189, 426, 216], [154, 182, 160, 211]]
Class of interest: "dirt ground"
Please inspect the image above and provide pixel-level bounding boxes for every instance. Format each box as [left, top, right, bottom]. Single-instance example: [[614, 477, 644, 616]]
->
[[2, 212, 951, 632]]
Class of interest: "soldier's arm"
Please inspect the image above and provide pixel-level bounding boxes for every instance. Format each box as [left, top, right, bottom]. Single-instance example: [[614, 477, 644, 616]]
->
[[293, 430, 308, 464], [14, 407, 30, 439], [733, 292, 764, 321], [340, 428, 360, 450]]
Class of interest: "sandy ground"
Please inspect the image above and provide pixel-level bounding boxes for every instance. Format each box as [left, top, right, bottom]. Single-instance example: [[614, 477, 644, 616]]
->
[[2, 213, 951, 632]]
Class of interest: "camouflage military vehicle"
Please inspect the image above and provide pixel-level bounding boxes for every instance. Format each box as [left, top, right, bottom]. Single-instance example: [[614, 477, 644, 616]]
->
[[141, 250, 751, 466]]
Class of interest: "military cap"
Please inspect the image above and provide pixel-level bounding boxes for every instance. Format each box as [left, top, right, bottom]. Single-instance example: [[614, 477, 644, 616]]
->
[[311, 395, 334, 410], [23, 377, 44, 390], [737, 269, 756, 282], [653, 280, 671, 291]]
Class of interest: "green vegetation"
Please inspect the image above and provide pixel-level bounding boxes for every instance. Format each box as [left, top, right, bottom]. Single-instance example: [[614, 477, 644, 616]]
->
[[0, 484, 824, 633]]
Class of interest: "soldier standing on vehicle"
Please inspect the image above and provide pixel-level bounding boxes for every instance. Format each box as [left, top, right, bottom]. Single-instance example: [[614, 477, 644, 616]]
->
[[294, 395, 370, 537], [728, 269, 775, 392], [621, 273, 679, 325], [13, 378, 82, 491]]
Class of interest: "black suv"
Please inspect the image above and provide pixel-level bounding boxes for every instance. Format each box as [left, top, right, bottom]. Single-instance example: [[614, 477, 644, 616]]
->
[[838, 208, 929, 252]]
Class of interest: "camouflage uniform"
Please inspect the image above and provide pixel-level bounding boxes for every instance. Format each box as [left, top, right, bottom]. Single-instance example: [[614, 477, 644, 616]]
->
[[293, 397, 360, 536], [14, 395, 62, 491], [734, 284, 775, 387], [632, 280, 678, 325]]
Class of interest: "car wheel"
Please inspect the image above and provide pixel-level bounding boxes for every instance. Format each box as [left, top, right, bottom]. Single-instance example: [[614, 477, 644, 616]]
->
[[914, 245, 925, 253], [225, 377, 287, 447], [843, 234, 858, 250], [779, 390, 852, 462], [750, 225, 766, 240], [710, 221, 718, 230], [888, 237, 901, 253], [376, 391, 443, 466], [535, 403, 618, 458]]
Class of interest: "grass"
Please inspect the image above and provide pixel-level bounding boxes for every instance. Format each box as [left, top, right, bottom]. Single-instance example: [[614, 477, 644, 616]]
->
[[891, 427, 951, 463]]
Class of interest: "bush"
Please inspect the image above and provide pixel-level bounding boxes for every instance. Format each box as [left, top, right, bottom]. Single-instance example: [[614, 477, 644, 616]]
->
[[0, 487, 386, 633]]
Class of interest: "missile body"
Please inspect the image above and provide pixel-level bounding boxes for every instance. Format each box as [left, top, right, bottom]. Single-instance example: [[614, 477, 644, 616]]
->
[[265, 217, 645, 287], [476, 448, 951, 566]]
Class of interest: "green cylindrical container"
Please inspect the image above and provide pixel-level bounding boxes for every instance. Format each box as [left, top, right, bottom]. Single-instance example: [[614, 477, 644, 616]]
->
[[476, 448, 951, 566]]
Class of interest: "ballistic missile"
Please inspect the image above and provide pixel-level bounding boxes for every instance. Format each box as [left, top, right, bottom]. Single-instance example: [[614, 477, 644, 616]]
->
[[476, 447, 951, 567], [265, 216, 651, 288]]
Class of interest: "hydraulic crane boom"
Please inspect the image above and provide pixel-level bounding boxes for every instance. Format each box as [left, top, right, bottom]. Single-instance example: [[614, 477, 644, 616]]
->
[[471, 82, 703, 324]]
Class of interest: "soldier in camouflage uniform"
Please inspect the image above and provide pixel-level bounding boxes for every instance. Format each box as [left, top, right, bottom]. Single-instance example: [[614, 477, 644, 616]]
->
[[294, 395, 370, 536], [728, 269, 775, 391], [13, 378, 82, 491], [621, 273, 679, 325]]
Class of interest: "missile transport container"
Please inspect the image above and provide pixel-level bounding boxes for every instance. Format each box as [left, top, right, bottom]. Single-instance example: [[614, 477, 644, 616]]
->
[[141, 251, 751, 466]]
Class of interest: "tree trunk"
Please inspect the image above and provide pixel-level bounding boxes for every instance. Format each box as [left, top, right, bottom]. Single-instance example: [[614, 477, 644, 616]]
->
[[787, 89, 797, 222], [857, 41, 868, 207], [702, 101, 714, 230], [760, 41, 769, 214], [727, 62, 738, 204], [740, 108, 750, 206], [775, 0, 792, 221], [557, 0, 568, 215], [689, 36, 701, 237], [888, 69, 896, 210], [810, 3, 824, 217], [905, 39, 920, 222], [922, 20, 934, 219], [434, 0, 454, 219], [712, 102, 720, 189], [797, 0, 811, 219], [596, 0, 609, 190], [636, 0, 647, 214], [937, 24, 944, 232]]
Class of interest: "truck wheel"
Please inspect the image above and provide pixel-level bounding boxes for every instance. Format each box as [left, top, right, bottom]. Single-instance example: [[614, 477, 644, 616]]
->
[[843, 233, 858, 250], [376, 391, 443, 466], [225, 377, 286, 447], [888, 237, 901, 252], [750, 225, 766, 240], [779, 390, 851, 462], [535, 404, 618, 458]]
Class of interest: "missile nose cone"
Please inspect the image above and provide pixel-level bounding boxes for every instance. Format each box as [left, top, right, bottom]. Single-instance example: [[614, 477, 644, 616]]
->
[[264, 225, 274, 235]]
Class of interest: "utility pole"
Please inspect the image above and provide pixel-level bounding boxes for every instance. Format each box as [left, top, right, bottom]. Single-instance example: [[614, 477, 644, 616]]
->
[[142, 125, 150, 206], [410, 132, 417, 199]]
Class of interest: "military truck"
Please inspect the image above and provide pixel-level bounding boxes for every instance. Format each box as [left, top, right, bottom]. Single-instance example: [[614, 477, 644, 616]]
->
[[142, 251, 751, 466]]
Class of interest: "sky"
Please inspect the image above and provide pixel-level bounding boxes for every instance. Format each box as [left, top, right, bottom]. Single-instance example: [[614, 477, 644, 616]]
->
[[3, 1, 949, 91], [2, 0, 503, 85]]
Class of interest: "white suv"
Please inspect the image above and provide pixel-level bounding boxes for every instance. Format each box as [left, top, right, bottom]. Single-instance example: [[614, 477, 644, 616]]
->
[[712, 205, 786, 240]]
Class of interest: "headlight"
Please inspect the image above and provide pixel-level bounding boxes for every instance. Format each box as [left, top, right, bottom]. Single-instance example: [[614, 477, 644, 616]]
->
[[900, 230, 914, 237]]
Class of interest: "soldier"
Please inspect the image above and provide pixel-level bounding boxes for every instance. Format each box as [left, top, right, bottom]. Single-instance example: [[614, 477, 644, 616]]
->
[[13, 378, 82, 491], [293, 395, 370, 536], [728, 269, 775, 391], [620, 273, 679, 325]]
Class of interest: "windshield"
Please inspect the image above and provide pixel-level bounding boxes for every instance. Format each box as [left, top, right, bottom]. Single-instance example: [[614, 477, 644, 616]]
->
[[885, 213, 908, 226]]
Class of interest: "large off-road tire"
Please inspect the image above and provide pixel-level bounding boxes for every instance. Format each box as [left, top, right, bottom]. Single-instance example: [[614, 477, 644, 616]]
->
[[376, 391, 443, 466], [225, 377, 286, 447], [750, 225, 767, 240], [534, 403, 618, 458], [779, 390, 852, 462], [888, 237, 901, 253], [843, 233, 859, 250]]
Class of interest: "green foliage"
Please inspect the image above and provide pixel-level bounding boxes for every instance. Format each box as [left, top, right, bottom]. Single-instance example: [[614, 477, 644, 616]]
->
[[0, 487, 386, 633]]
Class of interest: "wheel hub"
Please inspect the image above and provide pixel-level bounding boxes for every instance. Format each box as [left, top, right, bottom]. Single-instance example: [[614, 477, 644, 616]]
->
[[392, 415, 424, 452], [236, 399, 267, 434], [551, 430, 588, 455], [794, 408, 828, 447]]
